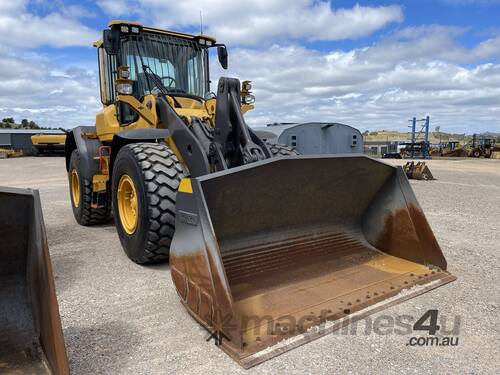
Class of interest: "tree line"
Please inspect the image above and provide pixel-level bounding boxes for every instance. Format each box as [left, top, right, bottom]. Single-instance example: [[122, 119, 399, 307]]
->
[[0, 118, 41, 129]]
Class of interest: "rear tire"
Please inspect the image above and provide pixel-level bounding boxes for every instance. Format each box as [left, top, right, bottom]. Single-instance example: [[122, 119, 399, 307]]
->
[[267, 143, 299, 156], [68, 150, 111, 225], [112, 143, 187, 264]]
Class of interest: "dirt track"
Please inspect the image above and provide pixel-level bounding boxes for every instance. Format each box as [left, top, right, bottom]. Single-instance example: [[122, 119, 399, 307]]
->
[[1, 156, 499, 374]]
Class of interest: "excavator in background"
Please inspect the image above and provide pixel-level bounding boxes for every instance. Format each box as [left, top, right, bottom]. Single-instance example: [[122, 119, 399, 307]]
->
[[0, 187, 69, 374], [63, 21, 455, 367]]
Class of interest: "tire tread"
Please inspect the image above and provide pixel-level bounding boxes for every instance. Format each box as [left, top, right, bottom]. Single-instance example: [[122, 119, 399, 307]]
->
[[70, 150, 111, 226], [125, 143, 186, 263], [80, 178, 111, 225]]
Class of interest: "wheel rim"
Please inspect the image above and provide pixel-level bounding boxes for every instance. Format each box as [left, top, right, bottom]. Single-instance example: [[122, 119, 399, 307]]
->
[[117, 174, 138, 234], [71, 169, 80, 208]]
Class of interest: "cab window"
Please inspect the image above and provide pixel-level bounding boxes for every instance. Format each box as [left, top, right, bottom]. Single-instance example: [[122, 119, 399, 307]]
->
[[98, 47, 117, 105]]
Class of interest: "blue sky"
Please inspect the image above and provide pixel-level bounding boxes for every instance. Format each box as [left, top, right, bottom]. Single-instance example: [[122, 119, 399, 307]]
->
[[0, 0, 499, 133], [30, 1, 500, 66]]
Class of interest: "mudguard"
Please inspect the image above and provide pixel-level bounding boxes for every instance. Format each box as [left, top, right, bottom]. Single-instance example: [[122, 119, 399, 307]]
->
[[64, 126, 101, 179]]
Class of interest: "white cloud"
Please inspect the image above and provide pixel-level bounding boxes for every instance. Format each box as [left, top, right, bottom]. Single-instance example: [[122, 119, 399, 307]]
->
[[2, 28, 495, 132], [0, 1, 497, 134], [210, 36, 500, 132], [0, 0, 100, 125], [0, 1, 26, 13], [0, 0, 98, 48], [441, 0, 500, 4], [370, 25, 500, 63], [0, 49, 100, 126], [98, 0, 403, 46], [97, 0, 133, 17]]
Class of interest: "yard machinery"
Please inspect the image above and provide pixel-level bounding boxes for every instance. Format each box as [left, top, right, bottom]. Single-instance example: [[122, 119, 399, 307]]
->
[[64, 21, 455, 368], [31, 133, 67, 156], [403, 161, 435, 180], [468, 134, 499, 158], [430, 141, 467, 157], [0, 187, 69, 374], [491, 148, 500, 159], [0, 148, 18, 158]]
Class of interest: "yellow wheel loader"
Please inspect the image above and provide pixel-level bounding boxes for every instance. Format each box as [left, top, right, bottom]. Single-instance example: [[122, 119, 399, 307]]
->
[[31, 133, 67, 155], [467, 135, 499, 158], [0, 187, 69, 374], [65, 21, 455, 368]]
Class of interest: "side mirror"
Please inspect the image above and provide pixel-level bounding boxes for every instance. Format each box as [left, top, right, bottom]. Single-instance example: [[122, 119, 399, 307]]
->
[[217, 45, 228, 69], [103, 29, 120, 55]]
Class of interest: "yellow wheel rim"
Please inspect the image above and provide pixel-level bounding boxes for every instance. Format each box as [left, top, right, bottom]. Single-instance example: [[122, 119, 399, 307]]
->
[[117, 174, 139, 234], [71, 169, 80, 208]]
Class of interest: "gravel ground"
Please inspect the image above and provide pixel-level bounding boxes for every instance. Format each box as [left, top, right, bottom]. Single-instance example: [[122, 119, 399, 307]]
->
[[1, 156, 499, 374]]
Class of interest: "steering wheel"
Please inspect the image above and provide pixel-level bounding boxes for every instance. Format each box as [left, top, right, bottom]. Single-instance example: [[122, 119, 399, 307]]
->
[[160, 76, 176, 88]]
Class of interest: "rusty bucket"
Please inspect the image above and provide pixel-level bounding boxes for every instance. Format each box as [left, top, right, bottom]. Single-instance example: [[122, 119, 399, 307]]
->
[[403, 161, 435, 180], [170, 155, 455, 368], [0, 187, 69, 374]]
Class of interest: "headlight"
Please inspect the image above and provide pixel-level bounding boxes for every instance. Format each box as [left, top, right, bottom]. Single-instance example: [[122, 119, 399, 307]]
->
[[120, 26, 129, 33], [116, 83, 133, 95], [242, 94, 255, 105], [131, 26, 140, 34]]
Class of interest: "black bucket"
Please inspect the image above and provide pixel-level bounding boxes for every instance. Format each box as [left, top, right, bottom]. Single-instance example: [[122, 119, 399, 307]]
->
[[0, 187, 69, 374]]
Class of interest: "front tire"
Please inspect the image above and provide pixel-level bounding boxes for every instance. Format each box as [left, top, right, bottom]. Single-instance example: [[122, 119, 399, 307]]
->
[[112, 143, 187, 264], [68, 150, 111, 225]]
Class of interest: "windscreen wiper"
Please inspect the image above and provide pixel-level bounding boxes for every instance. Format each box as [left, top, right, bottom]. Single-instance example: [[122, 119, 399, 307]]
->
[[141, 65, 183, 107], [142, 65, 204, 103], [142, 65, 169, 95]]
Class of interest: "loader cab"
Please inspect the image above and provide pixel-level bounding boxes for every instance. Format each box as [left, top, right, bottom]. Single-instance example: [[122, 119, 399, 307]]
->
[[96, 21, 228, 130], [117, 30, 211, 102]]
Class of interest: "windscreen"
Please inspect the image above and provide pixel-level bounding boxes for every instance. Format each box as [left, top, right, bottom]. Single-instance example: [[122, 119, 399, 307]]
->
[[121, 32, 208, 98]]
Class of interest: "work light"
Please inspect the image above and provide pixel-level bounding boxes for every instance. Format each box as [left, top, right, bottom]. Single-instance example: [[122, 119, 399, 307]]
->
[[242, 94, 255, 104], [116, 83, 133, 95]]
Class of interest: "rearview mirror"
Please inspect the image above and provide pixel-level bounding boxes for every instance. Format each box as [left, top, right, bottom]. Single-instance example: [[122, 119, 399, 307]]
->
[[103, 29, 120, 55], [217, 45, 228, 69]]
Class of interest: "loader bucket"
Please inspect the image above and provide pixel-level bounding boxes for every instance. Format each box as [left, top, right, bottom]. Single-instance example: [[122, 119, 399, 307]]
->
[[170, 155, 455, 368], [403, 161, 435, 180], [0, 187, 69, 374]]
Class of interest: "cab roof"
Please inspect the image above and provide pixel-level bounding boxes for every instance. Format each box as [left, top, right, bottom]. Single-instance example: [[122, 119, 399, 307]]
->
[[93, 20, 216, 48]]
